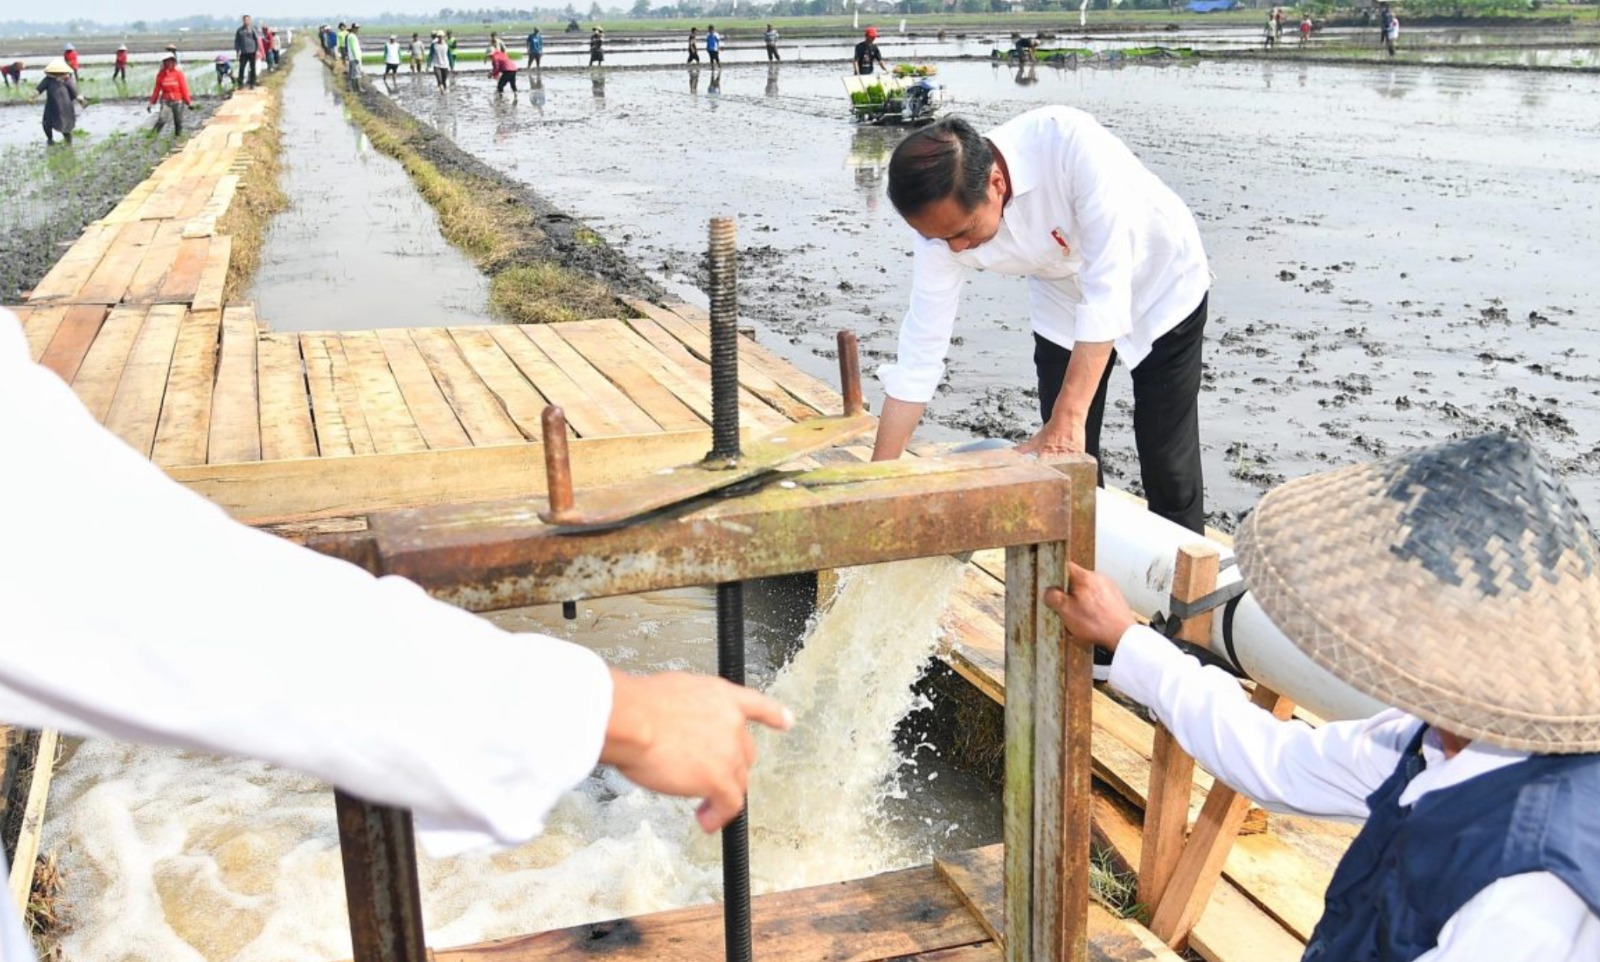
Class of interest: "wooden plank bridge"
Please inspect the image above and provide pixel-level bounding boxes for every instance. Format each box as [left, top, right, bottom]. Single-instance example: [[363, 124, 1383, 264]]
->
[[6, 85, 1347, 962]]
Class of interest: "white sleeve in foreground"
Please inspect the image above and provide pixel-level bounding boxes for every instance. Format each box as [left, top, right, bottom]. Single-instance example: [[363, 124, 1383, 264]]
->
[[0, 313, 611, 854], [1108, 625, 1415, 819], [1415, 873, 1600, 962], [877, 234, 967, 404]]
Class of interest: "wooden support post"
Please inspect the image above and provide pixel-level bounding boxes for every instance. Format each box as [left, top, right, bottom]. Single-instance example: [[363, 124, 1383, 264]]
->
[[1004, 457, 1096, 962], [1148, 684, 1295, 949], [335, 792, 430, 962], [1138, 543, 1218, 914]]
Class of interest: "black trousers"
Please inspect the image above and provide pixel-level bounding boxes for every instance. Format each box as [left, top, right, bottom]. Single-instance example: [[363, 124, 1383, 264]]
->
[[236, 54, 257, 87], [1034, 294, 1208, 533]]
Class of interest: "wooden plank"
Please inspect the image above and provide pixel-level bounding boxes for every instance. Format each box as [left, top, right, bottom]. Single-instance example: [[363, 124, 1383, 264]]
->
[[154, 236, 214, 303], [615, 317, 792, 434], [408, 327, 525, 446], [373, 328, 472, 451], [6, 730, 58, 917], [104, 304, 186, 456], [28, 223, 118, 302], [487, 325, 649, 438], [208, 305, 262, 463], [71, 305, 150, 423], [169, 430, 729, 524], [627, 310, 821, 424], [1224, 834, 1332, 943], [1003, 545, 1038, 962], [36, 304, 110, 383], [1091, 792, 1306, 962], [649, 299, 844, 417], [73, 219, 162, 304], [936, 846, 1184, 962], [548, 323, 706, 433], [191, 235, 232, 312], [447, 327, 556, 440], [1148, 687, 1296, 948], [300, 334, 358, 458], [256, 333, 319, 461], [20, 306, 68, 364], [124, 222, 190, 303], [326, 337, 379, 457], [151, 309, 222, 467], [625, 298, 838, 419], [522, 323, 673, 434], [430, 864, 989, 962], [338, 331, 429, 455], [1139, 545, 1218, 913]]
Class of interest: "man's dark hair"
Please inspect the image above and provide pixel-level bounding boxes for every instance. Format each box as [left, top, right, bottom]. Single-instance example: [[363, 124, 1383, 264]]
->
[[887, 117, 995, 219]]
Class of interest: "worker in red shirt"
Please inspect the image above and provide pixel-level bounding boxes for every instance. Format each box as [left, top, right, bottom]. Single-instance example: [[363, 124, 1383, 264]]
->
[[147, 53, 192, 137], [62, 44, 79, 78], [113, 44, 129, 84], [488, 47, 519, 96]]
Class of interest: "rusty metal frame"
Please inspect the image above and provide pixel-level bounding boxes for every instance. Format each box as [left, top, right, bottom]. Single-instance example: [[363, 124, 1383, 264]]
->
[[308, 452, 1098, 962]]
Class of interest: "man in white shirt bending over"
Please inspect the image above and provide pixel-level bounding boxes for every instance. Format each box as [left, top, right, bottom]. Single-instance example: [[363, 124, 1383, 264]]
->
[[875, 107, 1211, 534], [1046, 432, 1600, 962]]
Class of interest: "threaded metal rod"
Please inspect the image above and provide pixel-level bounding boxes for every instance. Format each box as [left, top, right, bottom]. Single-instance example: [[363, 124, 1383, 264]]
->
[[707, 217, 741, 462], [717, 581, 752, 962]]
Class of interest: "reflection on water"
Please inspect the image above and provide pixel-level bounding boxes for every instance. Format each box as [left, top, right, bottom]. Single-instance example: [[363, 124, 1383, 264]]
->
[[766, 62, 780, 98], [44, 560, 997, 960]]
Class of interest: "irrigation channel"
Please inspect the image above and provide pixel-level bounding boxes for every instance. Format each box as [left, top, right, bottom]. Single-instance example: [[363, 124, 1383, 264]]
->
[[28, 26, 1600, 960]]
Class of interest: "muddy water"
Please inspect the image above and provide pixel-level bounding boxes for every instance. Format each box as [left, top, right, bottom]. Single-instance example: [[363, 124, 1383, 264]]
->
[[43, 561, 997, 960], [392, 54, 1600, 526], [250, 54, 491, 332], [0, 101, 156, 147]]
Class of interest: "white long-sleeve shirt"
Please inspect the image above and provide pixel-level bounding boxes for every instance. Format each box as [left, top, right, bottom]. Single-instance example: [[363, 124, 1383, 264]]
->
[[1110, 624, 1600, 962], [877, 106, 1210, 404], [0, 310, 612, 962]]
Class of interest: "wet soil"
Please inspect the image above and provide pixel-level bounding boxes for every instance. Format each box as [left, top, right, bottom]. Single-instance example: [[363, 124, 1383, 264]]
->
[[386, 51, 1600, 529], [0, 100, 159, 148]]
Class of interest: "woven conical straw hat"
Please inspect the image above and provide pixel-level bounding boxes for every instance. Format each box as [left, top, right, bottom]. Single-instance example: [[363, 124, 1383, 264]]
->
[[1235, 433, 1600, 753]]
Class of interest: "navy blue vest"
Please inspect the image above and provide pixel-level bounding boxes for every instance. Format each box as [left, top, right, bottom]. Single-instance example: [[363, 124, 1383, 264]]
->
[[1304, 725, 1600, 962]]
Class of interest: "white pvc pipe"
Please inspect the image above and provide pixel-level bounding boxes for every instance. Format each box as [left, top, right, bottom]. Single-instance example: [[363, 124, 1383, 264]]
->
[[1094, 491, 1385, 722]]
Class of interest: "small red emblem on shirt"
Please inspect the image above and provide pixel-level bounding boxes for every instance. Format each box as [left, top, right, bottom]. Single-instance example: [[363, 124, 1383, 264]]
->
[[1050, 228, 1071, 255]]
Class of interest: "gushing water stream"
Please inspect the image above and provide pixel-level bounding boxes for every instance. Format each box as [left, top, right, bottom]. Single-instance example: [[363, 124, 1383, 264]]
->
[[42, 557, 979, 961]]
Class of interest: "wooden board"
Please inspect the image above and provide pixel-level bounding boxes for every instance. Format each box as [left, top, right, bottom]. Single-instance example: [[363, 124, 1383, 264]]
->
[[70, 305, 150, 423], [338, 331, 429, 455], [151, 308, 222, 467], [547, 322, 707, 433], [35, 304, 108, 382], [487, 324, 646, 438], [625, 298, 838, 419], [429, 864, 989, 962], [124, 222, 190, 303], [256, 332, 319, 461], [407, 327, 525, 446], [447, 327, 556, 440], [522, 323, 668, 433], [27, 223, 118, 302], [74, 219, 162, 304], [20, 306, 67, 362], [300, 334, 360, 458], [191, 235, 232, 312], [626, 311, 820, 425], [154, 236, 214, 303], [569, 317, 791, 434], [104, 304, 186, 456], [6, 730, 58, 917], [373, 328, 473, 450], [168, 430, 725, 524], [208, 305, 262, 463]]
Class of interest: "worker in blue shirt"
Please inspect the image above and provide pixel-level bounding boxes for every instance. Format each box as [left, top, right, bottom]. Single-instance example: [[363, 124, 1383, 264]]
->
[[706, 25, 723, 66], [526, 28, 543, 76]]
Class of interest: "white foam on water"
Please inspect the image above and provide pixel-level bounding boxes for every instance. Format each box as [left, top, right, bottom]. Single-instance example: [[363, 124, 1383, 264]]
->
[[41, 557, 967, 960]]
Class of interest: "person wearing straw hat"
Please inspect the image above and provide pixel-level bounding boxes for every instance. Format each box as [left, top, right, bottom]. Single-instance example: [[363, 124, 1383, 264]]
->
[[62, 43, 79, 78], [1045, 432, 1600, 961], [147, 51, 192, 137], [34, 59, 83, 146], [0, 303, 794, 962], [113, 43, 129, 84]]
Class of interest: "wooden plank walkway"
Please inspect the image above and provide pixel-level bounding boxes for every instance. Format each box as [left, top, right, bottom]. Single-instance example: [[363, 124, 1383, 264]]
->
[[7, 80, 1348, 962]]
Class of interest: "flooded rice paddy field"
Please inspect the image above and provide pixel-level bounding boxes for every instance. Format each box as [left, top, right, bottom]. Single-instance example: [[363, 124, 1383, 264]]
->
[[0, 100, 158, 147], [390, 52, 1600, 527]]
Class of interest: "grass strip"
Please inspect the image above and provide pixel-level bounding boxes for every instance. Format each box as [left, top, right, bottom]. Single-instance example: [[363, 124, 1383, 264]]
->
[[330, 54, 643, 325], [216, 45, 295, 304]]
